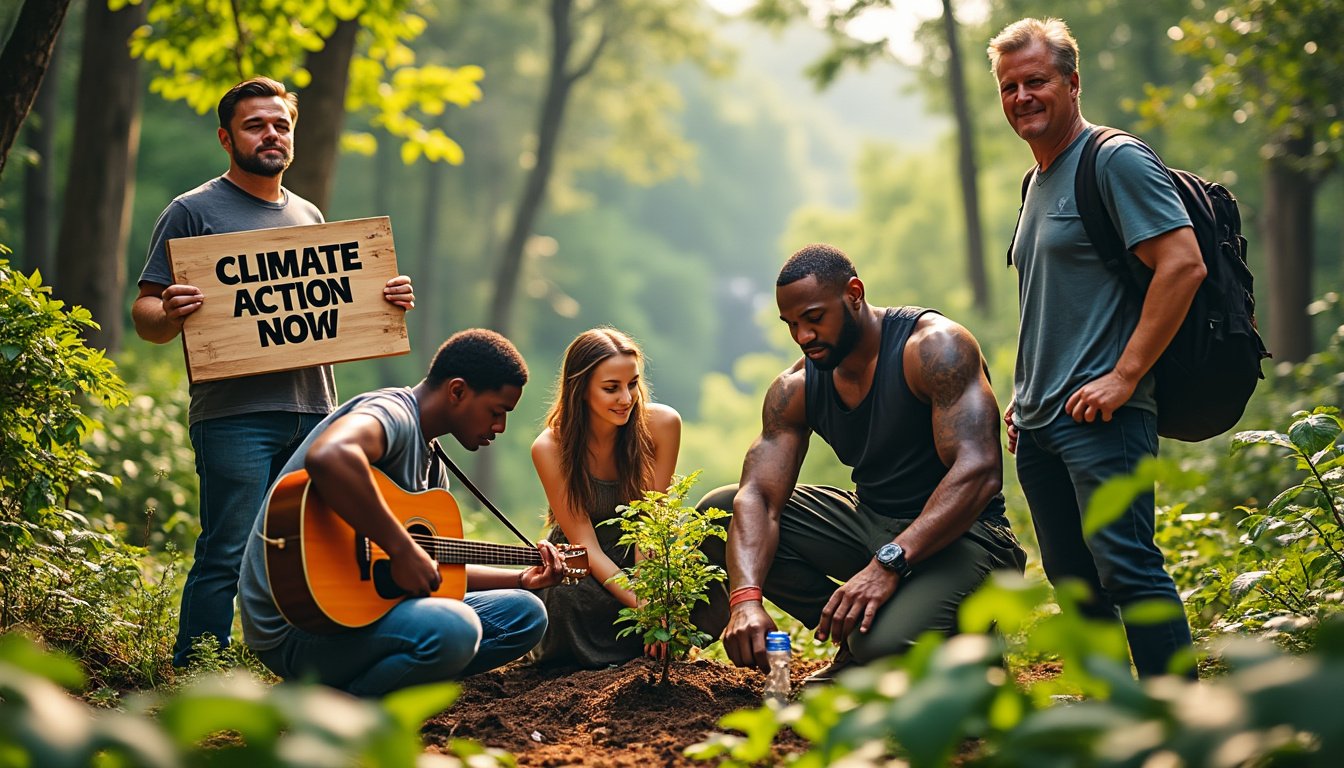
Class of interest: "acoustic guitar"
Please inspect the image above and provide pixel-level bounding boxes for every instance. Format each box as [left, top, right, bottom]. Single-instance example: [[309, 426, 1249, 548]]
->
[[261, 467, 588, 634]]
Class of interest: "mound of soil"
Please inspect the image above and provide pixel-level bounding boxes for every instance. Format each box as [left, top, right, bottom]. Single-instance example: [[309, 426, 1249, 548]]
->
[[424, 656, 827, 767]]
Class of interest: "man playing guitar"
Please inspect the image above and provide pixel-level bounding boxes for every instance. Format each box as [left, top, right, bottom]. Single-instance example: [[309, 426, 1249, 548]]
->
[[238, 329, 569, 696]]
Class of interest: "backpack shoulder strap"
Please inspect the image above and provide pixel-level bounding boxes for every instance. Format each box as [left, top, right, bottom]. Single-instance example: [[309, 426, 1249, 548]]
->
[[1075, 126, 1145, 299], [1006, 166, 1035, 267]]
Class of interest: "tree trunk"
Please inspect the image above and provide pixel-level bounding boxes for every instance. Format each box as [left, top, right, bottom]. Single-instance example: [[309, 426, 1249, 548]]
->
[[0, 0, 73, 178], [286, 17, 360, 212], [23, 41, 61, 276], [53, 0, 146, 354], [478, 0, 592, 501], [940, 0, 988, 315], [1263, 130, 1316, 363], [487, 0, 578, 336]]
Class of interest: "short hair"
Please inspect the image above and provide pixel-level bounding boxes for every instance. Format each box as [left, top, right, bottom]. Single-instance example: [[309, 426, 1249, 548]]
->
[[777, 243, 858, 291], [987, 17, 1079, 80], [217, 77, 299, 130], [426, 329, 529, 392]]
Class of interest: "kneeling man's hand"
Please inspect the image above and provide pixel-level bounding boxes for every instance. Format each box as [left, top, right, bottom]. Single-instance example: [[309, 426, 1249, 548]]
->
[[723, 602, 777, 671], [816, 564, 900, 645]]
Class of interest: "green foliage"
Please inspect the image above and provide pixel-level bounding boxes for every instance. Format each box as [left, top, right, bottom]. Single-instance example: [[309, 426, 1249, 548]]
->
[[1163, 305, 1344, 517], [0, 259, 185, 689], [130, 0, 483, 163], [1179, 406, 1344, 650], [690, 573, 1344, 767], [603, 471, 728, 685], [1082, 455, 1202, 537], [0, 258, 127, 525], [80, 345, 199, 553], [0, 632, 509, 767], [1175, 0, 1344, 173]]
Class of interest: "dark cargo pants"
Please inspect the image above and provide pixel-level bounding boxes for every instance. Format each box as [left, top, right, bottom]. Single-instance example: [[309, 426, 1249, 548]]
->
[[697, 484, 1026, 662]]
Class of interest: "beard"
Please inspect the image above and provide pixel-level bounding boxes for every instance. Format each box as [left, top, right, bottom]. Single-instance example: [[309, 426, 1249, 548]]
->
[[233, 142, 291, 177], [805, 305, 861, 371]]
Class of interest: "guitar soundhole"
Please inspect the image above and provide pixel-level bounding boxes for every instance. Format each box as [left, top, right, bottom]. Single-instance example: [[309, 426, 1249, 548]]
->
[[371, 521, 435, 600]]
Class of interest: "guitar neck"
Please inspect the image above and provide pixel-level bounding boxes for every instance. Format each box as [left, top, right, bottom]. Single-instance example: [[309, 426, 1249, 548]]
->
[[417, 536, 541, 567]]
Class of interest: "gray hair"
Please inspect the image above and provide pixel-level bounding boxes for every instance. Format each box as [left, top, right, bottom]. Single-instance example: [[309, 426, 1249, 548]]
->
[[987, 17, 1079, 79]]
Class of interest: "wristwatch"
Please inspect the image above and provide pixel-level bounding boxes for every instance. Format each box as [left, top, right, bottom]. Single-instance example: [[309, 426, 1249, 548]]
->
[[875, 542, 913, 578]]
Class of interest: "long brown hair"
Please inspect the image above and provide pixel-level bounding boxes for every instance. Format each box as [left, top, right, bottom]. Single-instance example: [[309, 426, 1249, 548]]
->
[[543, 328, 656, 524]]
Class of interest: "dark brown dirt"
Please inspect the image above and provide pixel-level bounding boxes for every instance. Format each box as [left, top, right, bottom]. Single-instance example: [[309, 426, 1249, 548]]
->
[[423, 656, 828, 767]]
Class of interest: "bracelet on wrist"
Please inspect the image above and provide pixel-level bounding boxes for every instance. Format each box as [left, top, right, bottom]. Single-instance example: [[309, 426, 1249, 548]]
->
[[729, 586, 763, 608], [517, 570, 526, 590]]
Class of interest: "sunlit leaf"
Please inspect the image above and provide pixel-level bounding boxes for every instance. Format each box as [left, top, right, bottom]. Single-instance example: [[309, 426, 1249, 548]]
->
[[1229, 570, 1270, 601], [1289, 412, 1342, 456], [382, 682, 460, 732], [0, 634, 85, 690], [1231, 430, 1295, 454]]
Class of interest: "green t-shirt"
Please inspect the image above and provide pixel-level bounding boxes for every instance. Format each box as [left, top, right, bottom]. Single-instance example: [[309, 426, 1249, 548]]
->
[[1009, 126, 1191, 430]]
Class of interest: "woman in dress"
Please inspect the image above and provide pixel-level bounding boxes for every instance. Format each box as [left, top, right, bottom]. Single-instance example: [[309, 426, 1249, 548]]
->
[[530, 327, 725, 667]]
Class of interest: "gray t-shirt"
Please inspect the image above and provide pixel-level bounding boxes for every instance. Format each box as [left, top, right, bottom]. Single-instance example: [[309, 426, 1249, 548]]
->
[[138, 176, 336, 425], [238, 387, 443, 650], [1010, 126, 1191, 430]]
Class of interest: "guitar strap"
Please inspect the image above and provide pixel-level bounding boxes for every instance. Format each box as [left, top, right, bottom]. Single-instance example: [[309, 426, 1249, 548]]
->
[[431, 440, 536, 548]]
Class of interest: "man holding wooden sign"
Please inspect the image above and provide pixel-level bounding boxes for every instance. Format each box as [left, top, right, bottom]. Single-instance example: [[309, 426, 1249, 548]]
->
[[131, 77, 415, 668]]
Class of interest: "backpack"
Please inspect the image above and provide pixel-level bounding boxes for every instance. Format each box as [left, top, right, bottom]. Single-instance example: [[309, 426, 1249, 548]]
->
[[1010, 126, 1270, 442]]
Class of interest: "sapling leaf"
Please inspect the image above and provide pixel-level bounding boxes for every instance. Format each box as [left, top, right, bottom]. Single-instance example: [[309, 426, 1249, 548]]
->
[[1289, 413, 1342, 456], [607, 471, 727, 683], [1231, 430, 1294, 454]]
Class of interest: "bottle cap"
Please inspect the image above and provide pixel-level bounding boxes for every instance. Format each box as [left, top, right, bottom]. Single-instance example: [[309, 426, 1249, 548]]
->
[[766, 631, 791, 652]]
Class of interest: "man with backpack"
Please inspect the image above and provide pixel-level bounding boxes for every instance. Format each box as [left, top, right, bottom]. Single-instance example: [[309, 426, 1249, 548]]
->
[[989, 17, 1206, 678]]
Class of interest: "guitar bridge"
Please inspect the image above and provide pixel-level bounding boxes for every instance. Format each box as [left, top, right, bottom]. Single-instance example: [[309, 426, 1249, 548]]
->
[[356, 534, 372, 581]]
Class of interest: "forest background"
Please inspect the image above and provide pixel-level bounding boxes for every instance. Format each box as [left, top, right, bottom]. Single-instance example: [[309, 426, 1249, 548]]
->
[[2, 0, 1344, 691]]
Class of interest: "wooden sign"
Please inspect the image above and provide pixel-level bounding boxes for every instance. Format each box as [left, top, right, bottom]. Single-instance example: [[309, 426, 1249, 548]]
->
[[168, 217, 410, 383]]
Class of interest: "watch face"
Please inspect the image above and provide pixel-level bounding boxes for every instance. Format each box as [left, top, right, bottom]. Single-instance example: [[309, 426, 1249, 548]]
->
[[876, 542, 908, 575]]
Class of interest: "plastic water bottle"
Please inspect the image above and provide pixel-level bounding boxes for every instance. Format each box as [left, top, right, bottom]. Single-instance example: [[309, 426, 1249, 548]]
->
[[764, 631, 791, 706]]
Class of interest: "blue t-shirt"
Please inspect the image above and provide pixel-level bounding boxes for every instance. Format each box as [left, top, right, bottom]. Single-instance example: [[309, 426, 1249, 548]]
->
[[1010, 126, 1191, 429], [138, 176, 335, 425], [237, 387, 443, 650]]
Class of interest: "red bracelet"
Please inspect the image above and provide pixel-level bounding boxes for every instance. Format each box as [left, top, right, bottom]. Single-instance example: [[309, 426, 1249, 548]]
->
[[729, 586, 763, 607]]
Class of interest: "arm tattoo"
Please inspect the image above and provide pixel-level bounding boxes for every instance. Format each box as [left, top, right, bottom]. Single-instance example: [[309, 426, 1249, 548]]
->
[[920, 333, 999, 456], [762, 377, 798, 438], [919, 335, 977, 410]]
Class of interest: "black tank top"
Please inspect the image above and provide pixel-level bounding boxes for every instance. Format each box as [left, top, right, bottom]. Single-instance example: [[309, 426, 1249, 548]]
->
[[805, 306, 1006, 520]]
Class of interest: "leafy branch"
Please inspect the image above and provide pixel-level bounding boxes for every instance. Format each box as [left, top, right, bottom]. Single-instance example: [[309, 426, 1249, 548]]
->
[[601, 471, 727, 685]]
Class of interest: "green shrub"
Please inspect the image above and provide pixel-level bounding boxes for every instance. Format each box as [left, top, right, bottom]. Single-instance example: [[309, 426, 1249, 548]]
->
[[0, 257, 127, 552], [0, 259, 181, 689], [1178, 407, 1344, 651], [80, 344, 199, 553], [603, 470, 728, 684], [690, 573, 1344, 767], [0, 632, 512, 767]]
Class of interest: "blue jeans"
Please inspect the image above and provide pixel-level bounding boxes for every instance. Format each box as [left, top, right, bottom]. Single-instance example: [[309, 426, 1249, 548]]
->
[[255, 590, 548, 697], [1015, 407, 1194, 678], [177, 411, 325, 666]]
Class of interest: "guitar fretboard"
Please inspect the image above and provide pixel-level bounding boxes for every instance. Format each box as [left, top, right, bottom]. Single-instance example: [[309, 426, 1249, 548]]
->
[[411, 534, 541, 566]]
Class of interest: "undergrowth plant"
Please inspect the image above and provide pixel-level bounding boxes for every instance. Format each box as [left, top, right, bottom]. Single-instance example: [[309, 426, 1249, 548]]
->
[[603, 471, 728, 685], [80, 344, 199, 554], [0, 633, 510, 767], [690, 573, 1344, 767], [1184, 407, 1344, 649]]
